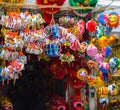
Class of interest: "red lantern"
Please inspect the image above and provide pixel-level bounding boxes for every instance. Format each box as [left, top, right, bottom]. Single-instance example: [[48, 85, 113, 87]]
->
[[50, 60, 67, 79], [36, 0, 66, 23], [86, 19, 97, 32]]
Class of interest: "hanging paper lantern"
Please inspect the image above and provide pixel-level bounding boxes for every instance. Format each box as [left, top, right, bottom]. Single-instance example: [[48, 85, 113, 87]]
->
[[101, 46, 112, 57], [94, 53, 104, 64], [86, 44, 98, 58], [103, 25, 112, 35], [96, 24, 104, 38], [51, 25, 61, 38], [86, 19, 97, 32], [97, 36, 109, 48], [87, 60, 98, 69], [108, 83, 119, 96], [45, 43, 61, 56], [109, 57, 120, 69], [109, 35, 116, 45], [0, 96, 13, 110], [60, 52, 75, 63], [95, 76, 104, 87], [50, 60, 66, 79], [86, 75, 96, 86], [76, 68, 88, 81], [36, 0, 66, 23], [99, 70, 110, 82], [99, 97, 109, 107], [69, 0, 98, 13], [108, 12, 119, 28], [97, 87, 109, 98], [97, 13, 109, 25], [79, 41, 88, 53], [99, 62, 109, 71], [70, 76, 85, 89], [76, 20, 85, 35], [44, 26, 52, 37], [70, 96, 84, 110]]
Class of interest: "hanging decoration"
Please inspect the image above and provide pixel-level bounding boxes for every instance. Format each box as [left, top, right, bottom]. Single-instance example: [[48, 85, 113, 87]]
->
[[0, 96, 13, 110], [108, 12, 119, 28], [69, 0, 98, 14], [0, 0, 24, 3], [60, 52, 75, 63], [36, 0, 66, 23]]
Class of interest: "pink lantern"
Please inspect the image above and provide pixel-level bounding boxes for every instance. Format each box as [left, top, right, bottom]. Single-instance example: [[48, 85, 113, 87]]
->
[[95, 53, 104, 63], [99, 62, 109, 70], [86, 44, 98, 58]]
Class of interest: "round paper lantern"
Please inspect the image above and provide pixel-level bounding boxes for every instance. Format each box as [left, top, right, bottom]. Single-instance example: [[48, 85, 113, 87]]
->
[[97, 36, 109, 48], [87, 60, 98, 69], [99, 62, 109, 70], [95, 53, 104, 63], [109, 57, 120, 69], [86, 19, 97, 32], [97, 13, 109, 25], [86, 44, 98, 58], [101, 46, 112, 57]]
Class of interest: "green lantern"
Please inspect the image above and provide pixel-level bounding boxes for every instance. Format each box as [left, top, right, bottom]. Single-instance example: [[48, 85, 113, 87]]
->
[[69, 0, 98, 13]]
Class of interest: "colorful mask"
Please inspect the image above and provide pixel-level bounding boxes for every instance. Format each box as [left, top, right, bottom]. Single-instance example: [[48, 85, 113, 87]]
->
[[77, 68, 88, 81], [0, 96, 13, 110], [108, 12, 119, 28]]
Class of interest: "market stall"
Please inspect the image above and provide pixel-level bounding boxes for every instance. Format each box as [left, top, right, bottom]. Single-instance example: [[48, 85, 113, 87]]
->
[[0, 0, 120, 110]]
